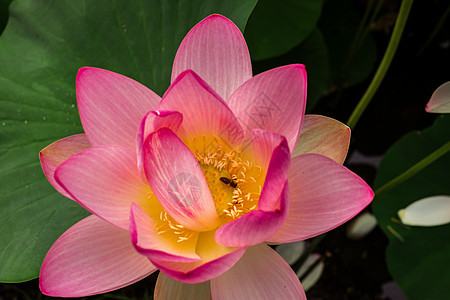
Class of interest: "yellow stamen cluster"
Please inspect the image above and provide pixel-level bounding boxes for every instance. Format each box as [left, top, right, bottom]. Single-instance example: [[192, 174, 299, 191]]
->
[[194, 139, 263, 223], [155, 136, 264, 242], [156, 209, 195, 243]]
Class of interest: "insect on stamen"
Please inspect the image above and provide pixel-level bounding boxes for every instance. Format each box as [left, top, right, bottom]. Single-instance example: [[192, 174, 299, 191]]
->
[[220, 177, 238, 188]]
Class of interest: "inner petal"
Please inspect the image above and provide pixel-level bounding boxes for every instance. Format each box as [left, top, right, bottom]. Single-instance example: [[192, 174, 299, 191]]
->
[[143, 128, 219, 232]]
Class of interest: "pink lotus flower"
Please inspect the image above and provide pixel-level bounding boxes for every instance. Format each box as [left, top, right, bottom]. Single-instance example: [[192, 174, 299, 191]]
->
[[39, 14, 373, 298]]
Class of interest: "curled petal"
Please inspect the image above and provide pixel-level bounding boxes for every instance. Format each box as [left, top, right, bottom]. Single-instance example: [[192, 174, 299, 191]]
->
[[154, 273, 211, 300], [77, 67, 160, 149], [55, 146, 150, 230], [293, 115, 350, 164], [172, 14, 252, 101], [40, 215, 156, 297], [251, 129, 290, 210], [210, 244, 306, 300], [143, 128, 218, 231], [40, 134, 91, 200], [129, 203, 201, 262], [425, 81, 450, 113], [228, 64, 307, 152], [215, 130, 290, 247], [136, 110, 183, 180], [159, 70, 244, 148], [398, 195, 450, 227], [269, 154, 373, 243], [215, 182, 288, 247]]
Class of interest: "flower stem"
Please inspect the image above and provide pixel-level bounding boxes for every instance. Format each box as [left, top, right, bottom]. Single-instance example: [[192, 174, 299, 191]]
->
[[375, 141, 450, 197], [346, 0, 414, 129]]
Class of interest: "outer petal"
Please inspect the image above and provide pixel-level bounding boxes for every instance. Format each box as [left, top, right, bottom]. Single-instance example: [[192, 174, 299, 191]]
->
[[40, 134, 91, 200], [293, 115, 351, 164], [143, 127, 218, 231], [228, 64, 307, 152], [77, 67, 160, 149], [154, 273, 211, 300], [136, 110, 183, 179], [172, 14, 252, 101], [55, 146, 150, 230], [269, 154, 374, 243], [210, 244, 306, 300], [129, 203, 201, 262], [425, 81, 450, 113], [215, 182, 288, 247], [159, 70, 244, 148], [40, 215, 156, 297]]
